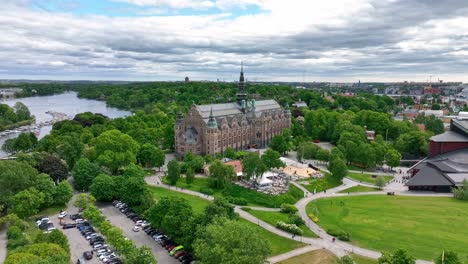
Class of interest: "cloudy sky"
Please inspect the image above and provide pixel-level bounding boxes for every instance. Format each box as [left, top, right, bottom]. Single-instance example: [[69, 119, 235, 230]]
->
[[1, 0, 468, 82]]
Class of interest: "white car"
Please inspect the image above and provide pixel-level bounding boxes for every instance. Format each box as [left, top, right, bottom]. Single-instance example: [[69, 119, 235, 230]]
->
[[58, 212, 67, 219], [132, 226, 140, 232], [75, 219, 85, 223], [99, 253, 116, 260]]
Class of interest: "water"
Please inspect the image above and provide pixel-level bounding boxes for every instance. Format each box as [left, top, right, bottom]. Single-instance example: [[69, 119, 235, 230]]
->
[[0, 92, 131, 157]]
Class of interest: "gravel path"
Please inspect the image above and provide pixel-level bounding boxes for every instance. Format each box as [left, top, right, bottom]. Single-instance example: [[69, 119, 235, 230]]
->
[[0, 228, 6, 264]]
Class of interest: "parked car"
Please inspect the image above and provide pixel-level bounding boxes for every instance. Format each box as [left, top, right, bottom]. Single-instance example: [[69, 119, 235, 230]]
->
[[132, 226, 140, 232], [63, 224, 77, 229], [77, 256, 87, 264], [70, 214, 82, 220], [83, 251, 93, 260], [174, 251, 187, 259], [170, 245, 184, 256], [58, 211, 67, 219]]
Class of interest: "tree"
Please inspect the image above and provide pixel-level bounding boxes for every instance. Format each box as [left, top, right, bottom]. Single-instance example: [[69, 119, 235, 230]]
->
[[38, 154, 69, 182], [355, 143, 376, 168], [121, 176, 148, 206], [316, 149, 330, 163], [53, 180, 73, 206], [14, 102, 32, 121], [72, 158, 102, 191], [10, 188, 45, 219], [375, 176, 386, 190], [339, 255, 355, 264], [329, 157, 347, 179], [73, 193, 96, 210], [35, 229, 70, 254], [224, 147, 236, 160], [34, 173, 56, 208], [90, 174, 117, 202], [378, 249, 415, 264], [435, 250, 461, 264], [167, 160, 180, 185], [126, 246, 157, 264], [2, 132, 37, 153], [0, 159, 39, 207], [137, 143, 165, 169], [56, 135, 84, 168], [194, 218, 271, 264], [5, 243, 68, 264], [242, 152, 267, 185], [386, 148, 402, 169], [269, 135, 289, 155], [262, 149, 285, 170], [190, 156, 205, 173], [123, 163, 145, 178], [396, 131, 429, 157], [93, 129, 140, 174], [186, 166, 194, 185], [208, 160, 235, 189], [202, 198, 237, 225]]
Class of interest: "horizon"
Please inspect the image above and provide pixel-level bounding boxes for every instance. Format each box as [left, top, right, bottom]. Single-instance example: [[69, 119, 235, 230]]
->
[[2, 1, 468, 82]]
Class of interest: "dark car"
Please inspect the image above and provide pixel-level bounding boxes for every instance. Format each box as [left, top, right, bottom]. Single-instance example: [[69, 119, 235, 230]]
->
[[63, 224, 77, 229], [180, 254, 193, 262], [90, 238, 105, 245], [387, 192, 395, 195], [70, 214, 82, 220], [39, 223, 53, 230], [83, 251, 93, 260], [174, 251, 187, 259]]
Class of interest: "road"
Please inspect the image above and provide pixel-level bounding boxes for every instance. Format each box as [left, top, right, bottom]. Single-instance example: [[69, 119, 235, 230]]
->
[[99, 204, 179, 264]]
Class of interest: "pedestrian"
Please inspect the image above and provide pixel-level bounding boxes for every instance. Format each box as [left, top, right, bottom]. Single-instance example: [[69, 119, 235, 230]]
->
[[292, 234, 295, 239], [332, 237, 336, 243]]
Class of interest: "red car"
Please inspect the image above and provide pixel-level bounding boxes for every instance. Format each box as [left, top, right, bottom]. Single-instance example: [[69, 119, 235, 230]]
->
[[167, 245, 176, 252], [313, 139, 320, 143]]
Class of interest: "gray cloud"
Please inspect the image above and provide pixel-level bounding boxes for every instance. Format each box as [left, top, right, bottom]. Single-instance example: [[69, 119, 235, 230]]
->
[[1, 0, 468, 81]]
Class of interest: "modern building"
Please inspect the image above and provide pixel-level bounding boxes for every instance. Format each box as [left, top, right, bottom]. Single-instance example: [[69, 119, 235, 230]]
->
[[175, 66, 291, 158], [407, 118, 468, 192]]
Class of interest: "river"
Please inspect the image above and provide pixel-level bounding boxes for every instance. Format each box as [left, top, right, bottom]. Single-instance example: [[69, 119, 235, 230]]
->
[[0, 92, 131, 158]]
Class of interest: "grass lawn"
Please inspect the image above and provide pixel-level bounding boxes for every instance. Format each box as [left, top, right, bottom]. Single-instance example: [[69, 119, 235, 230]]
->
[[306, 195, 468, 260], [346, 172, 393, 185], [238, 218, 306, 256], [299, 172, 342, 193], [148, 186, 211, 214], [350, 254, 378, 264], [149, 186, 306, 256], [162, 177, 304, 208], [247, 210, 318, 238], [277, 249, 338, 264], [338, 186, 380, 193]]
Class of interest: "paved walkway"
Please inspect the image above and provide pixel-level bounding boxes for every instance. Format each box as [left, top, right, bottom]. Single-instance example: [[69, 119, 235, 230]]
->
[[0, 228, 6, 264], [146, 173, 439, 263], [267, 245, 319, 263]]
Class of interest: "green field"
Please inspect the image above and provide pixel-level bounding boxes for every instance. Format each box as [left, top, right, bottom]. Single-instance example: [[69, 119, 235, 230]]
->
[[306, 195, 468, 260], [148, 186, 211, 213], [247, 210, 318, 238], [350, 254, 378, 264], [277, 249, 338, 264], [346, 172, 393, 185], [161, 177, 304, 208], [338, 186, 380, 193], [149, 186, 307, 256], [299, 172, 342, 193]]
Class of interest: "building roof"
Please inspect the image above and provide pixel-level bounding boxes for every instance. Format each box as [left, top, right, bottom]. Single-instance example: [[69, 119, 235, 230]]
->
[[407, 148, 468, 187], [430, 131, 468, 142], [195, 99, 282, 125], [452, 119, 468, 135], [224, 160, 243, 174]]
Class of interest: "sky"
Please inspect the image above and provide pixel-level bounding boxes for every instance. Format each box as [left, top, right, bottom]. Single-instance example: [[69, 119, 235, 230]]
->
[[1, 0, 468, 82]]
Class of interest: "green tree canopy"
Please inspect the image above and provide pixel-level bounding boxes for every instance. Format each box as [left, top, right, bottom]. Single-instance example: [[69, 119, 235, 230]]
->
[[208, 160, 235, 189], [137, 143, 165, 169], [167, 160, 181, 185], [72, 158, 102, 191], [10, 188, 45, 219], [261, 149, 285, 170]]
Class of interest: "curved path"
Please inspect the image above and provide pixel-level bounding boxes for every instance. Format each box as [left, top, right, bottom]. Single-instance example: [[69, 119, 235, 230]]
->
[[0, 228, 6, 264], [146, 175, 442, 264]]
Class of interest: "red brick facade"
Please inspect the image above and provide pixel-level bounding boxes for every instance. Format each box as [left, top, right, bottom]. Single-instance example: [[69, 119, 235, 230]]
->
[[429, 141, 468, 157]]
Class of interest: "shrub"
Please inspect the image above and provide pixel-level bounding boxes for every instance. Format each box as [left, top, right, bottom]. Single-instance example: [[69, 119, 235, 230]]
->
[[200, 187, 214, 195], [276, 221, 303, 235], [226, 196, 248, 205], [287, 214, 305, 226], [280, 204, 298, 214], [223, 185, 298, 208], [240, 207, 251, 211], [327, 228, 350, 241], [308, 213, 319, 223]]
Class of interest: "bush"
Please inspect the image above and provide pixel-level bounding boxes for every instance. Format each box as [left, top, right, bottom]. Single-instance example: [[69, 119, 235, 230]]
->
[[200, 187, 214, 195], [327, 228, 350, 241], [280, 204, 298, 214], [276, 221, 303, 235], [224, 185, 299, 208], [308, 213, 319, 223], [226, 196, 248, 206], [240, 207, 251, 211], [287, 214, 305, 226]]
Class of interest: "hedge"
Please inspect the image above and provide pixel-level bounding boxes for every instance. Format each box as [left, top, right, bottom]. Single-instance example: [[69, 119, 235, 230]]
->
[[327, 228, 350, 241], [280, 204, 298, 214]]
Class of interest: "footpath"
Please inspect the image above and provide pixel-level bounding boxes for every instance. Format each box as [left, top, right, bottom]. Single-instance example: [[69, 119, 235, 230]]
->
[[145, 175, 436, 264]]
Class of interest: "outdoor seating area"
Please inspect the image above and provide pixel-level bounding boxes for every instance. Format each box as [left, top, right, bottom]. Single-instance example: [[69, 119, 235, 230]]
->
[[236, 171, 289, 195], [278, 157, 323, 179]]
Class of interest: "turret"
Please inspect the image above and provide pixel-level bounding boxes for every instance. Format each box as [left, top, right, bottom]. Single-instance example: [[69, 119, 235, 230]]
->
[[236, 61, 248, 105], [207, 108, 218, 129]]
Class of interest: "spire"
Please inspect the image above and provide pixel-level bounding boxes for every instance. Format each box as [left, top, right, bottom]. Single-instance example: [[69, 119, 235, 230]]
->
[[237, 61, 247, 105], [207, 107, 218, 129]]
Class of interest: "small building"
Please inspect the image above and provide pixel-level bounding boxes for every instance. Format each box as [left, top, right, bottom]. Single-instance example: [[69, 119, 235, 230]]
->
[[292, 99, 308, 108], [203, 159, 243, 177]]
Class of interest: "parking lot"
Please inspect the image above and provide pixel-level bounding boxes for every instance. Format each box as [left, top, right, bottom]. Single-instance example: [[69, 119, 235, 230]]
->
[[50, 211, 101, 264], [99, 204, 179, 264]]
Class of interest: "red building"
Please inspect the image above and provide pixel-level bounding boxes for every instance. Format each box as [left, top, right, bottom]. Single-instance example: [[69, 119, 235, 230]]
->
[[429, 119, 468, 157]]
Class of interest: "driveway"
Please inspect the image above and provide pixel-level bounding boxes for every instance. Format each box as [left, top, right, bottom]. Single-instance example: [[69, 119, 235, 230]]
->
[[99, 204, 179, 264]]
